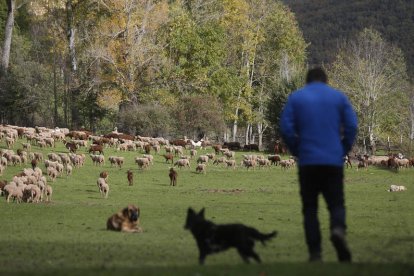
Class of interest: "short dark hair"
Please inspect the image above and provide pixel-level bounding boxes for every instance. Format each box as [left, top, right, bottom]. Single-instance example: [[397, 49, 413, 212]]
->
[[306, 67, 327, 84]]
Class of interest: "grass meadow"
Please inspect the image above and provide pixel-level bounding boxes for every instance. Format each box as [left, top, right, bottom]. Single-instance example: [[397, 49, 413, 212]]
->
[[0, 139, 413, 275]]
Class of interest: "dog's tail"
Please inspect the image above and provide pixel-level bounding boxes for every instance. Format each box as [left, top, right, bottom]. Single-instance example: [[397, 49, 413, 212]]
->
[[249, 228, 278, 245]]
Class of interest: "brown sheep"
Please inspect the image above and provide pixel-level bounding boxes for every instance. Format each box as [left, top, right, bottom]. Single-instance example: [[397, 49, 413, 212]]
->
[[89, 144, 104, 155], [162, 154, 174, 164]]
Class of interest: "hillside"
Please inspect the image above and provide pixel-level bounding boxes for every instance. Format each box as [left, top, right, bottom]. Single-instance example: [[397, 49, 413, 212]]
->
[[283, 0, 414, 77]]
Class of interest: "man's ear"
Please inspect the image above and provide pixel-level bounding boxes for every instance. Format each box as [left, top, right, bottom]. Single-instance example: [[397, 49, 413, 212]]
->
[[199, 208, 205, 218]]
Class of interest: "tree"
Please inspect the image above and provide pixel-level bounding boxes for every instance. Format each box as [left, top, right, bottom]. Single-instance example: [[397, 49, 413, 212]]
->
[[330, 28, 410, 154], [173, 94, 225, 138]]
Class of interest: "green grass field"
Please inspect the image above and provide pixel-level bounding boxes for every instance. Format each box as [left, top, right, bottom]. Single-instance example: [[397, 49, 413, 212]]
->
[[0, 139, 413, 275]]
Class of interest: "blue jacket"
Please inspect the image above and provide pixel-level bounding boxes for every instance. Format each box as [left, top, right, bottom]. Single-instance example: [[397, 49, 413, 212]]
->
[[280, 82, 358, 167]]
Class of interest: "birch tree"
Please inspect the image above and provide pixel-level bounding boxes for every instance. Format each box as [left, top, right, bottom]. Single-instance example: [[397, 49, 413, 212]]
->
[[330, 28, 409, 154]]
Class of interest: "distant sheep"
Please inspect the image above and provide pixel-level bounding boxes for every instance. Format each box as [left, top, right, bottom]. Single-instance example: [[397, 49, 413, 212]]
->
[[197, 155, 209, 164], [97, 177, 109, 198], [388, 185, 406, 192], [174, 159, 190, 169], [225, 159, 237, 169], [135, 157, 150, 169], [196, 163, 207, 174]]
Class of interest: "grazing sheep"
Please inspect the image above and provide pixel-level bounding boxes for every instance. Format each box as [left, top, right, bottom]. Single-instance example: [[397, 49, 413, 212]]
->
[[268, 155, 281, 166], [225, 159, 237, 169], [213, 156, 227, 166], [152, 144, 161, 154], [173, 146, 184, 156], [11, 155, 22, 166], [197, 155, 209, 164], [6, 185, 24, 203], [45, 185, 53, 202], [0, 156, 7, 167], [257, 158, 271, 168], [100, 171, 109, 182], [144, 144, 151, 154], [242, 159, 256, 170], [47, 167, 59, 182], [206, 153, 215, 160], [162, 154, 174, 164], [108, 156, 124, 168], [143, 154, 154, 165], [388, 185, 407, 192], [34, 152, 43, 161], [90, 154, 105, 166], [280, 159, 295, 169], [22, 143, 31, 151], [357, 159, 368, 171], [224, 151, 235, 159], [135, 157, 150, 169], [64, 141, 78, 153], [213, 144, 222, 154], [97, 178, 109, 198], [37, 140, 47, 148], [174, 159, 190, 169], [48, 153, 61, 163], [66, 164, 73, 176], [190, 149, 197, 159], [169, 168, 177, 186], [5, 137, 15, 149], [196, 163, 207, 174], [89, 144, 104, 155], [0, 164, 4, 176]]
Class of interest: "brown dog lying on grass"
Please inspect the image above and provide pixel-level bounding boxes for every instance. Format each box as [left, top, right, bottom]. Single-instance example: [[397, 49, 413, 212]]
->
[[107, 204, 142, 233]]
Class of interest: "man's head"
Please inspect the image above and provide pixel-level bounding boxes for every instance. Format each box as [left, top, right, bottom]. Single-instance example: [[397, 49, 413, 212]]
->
[[306, 67, 327, 84]]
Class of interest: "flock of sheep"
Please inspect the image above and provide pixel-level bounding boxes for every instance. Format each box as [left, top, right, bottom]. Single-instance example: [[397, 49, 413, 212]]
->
[[1, 124, 411, 203]]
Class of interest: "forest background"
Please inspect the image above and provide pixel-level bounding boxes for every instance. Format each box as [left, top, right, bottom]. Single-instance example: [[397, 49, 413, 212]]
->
[[0, 0, 413, 154]]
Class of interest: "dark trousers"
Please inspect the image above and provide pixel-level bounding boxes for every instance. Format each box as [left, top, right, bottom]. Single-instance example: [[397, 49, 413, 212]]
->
[[298, 165, 346, 255]]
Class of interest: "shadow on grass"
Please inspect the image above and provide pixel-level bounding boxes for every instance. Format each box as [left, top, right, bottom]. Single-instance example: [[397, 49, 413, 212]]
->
[[2, 263, 413, 276]]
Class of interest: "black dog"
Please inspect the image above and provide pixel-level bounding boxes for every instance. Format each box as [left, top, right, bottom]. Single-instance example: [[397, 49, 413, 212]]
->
[[184, 207, 277, 264]]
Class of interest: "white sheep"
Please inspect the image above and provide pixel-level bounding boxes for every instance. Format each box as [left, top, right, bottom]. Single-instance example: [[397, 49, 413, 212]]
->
[[174, 159, 190, 169], [135, 157, 150, 169], [196, 163, 207, 174], [197, 155, 209, 164]]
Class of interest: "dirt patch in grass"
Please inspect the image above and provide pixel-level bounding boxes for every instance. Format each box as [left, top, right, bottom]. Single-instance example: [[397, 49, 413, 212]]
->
[[202, 188, 244, 194]]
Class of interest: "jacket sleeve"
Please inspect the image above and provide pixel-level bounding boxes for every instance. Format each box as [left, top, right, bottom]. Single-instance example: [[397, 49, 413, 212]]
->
[[280, 95, 299, 156], [341, 96, 358, 155]]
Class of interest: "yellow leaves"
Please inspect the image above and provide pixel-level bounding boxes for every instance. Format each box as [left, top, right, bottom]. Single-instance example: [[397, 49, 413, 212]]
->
[[97, 88, 123, 110], [221, 0, 249, 28]]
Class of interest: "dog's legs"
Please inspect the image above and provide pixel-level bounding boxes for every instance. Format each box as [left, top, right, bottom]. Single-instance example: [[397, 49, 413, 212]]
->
[[236, 248, 251, 263], [249, 250, 261, 263], [198, 252, 207, 265]]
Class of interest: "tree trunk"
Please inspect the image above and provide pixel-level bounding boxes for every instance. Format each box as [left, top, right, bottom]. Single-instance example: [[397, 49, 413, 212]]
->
[[53, 52, 58, 126], [1, 0, 14, 77], [257, 122, 263, 151], [66, 0, 80, 129], [410, 92, 414, 154], [245, 124, 249, 145]]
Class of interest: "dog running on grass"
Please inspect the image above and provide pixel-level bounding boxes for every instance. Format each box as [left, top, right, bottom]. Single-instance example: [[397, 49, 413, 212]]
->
[[185, 207, 277, 264], [127, 170, 133, 186], [169, 167, 177, 186], [107, 204, 142, 233]]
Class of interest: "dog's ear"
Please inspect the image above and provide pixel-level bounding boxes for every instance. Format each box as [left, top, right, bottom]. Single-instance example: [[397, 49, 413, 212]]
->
[[198, 208, 205, 218], [187, 207, 195, 215], [122, 207, 129, 217]]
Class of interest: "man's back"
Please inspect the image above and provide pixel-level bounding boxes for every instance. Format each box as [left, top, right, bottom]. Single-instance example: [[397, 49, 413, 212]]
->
[[280, 82, 357, 167]]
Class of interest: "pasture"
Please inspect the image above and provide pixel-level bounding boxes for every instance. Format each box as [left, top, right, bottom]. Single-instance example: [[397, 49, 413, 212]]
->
[[0, 138, 413, 275]]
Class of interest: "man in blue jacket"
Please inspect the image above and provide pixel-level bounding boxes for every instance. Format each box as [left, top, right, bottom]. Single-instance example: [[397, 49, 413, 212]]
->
[[280, 67, 358, 262]]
